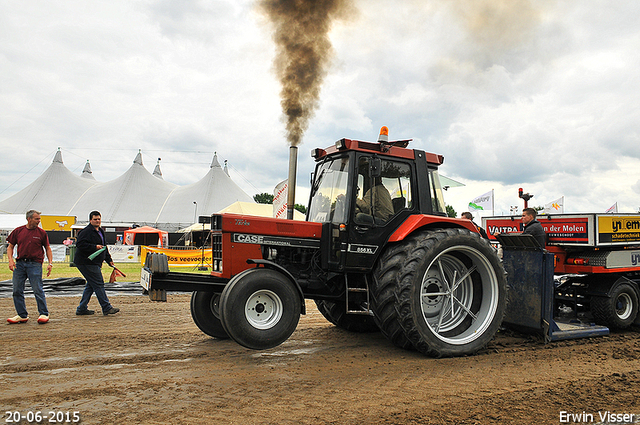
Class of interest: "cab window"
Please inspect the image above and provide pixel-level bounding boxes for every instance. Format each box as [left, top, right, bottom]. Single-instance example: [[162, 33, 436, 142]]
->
[[354, 158, 412, 225], [308, 156, 350, 224]]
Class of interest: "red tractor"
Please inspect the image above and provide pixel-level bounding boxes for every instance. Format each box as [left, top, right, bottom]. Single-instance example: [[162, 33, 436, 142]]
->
[[142, 128, 508, 357]]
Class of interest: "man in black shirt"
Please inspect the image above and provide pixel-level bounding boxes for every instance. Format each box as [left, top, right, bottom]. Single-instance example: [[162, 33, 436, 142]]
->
[[522, 208, 546, 248], [74, 211, 120, 316]]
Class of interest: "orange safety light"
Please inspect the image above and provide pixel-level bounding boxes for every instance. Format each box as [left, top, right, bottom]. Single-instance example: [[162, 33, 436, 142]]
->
[[566, 258, 589, 265], [378, 126, 389, 143]]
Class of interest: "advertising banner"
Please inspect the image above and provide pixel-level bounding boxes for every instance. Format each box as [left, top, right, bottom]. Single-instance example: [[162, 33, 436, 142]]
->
[[40, 215, 76, 231], [544, 217, 590, 245], [50, 245, 67, 262], [273, 180, 287, 219], [483, 215, 592, 246], [141, 246, 212, 267], [109, 245, 140, 262], [597, 215, 640, 244]]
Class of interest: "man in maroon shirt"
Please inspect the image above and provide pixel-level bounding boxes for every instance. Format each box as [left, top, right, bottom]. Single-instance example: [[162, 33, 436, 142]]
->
[[7, 210, 53, 324]]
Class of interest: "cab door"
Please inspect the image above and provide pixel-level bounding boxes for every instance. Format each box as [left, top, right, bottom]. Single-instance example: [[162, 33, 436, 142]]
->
[[344, 155, 415, 271]]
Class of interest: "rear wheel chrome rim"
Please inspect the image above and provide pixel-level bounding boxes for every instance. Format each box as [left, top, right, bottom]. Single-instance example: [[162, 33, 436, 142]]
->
[[420, 246, 499, 345]]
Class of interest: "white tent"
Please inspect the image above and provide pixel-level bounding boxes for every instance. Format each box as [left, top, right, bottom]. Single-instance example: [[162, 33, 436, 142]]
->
[[1, 150, 256, 232], [0, 149, 98, 215], [219, 201, 305, 220], [177, 201, 306, 234], [154, 154, 254, 229], [177, 201, 305, 233], [0, 213, 26, 231], [68, 151, 177, 224]]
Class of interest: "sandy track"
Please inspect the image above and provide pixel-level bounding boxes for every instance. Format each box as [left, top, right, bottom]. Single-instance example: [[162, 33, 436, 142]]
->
[[2, 294, 639, 424]]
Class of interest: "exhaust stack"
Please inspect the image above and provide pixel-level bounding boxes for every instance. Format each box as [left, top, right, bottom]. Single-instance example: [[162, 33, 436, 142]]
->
[[287, 145, 298, 220]]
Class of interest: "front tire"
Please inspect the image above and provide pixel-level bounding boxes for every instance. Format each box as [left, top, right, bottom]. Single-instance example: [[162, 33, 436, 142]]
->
[[591, 281, 639, 329], [190, 291, 229, 339], [395, 229, 507, 357], [219, 268, 301, 350]]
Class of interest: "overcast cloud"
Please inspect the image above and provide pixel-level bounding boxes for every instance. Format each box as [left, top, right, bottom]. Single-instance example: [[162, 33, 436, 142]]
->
[[1, 0, 639, 217]]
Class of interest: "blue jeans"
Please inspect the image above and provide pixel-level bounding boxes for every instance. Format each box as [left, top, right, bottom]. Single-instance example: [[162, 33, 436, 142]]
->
[[12, 260, 49, 318], [76, 264, 113, 314]]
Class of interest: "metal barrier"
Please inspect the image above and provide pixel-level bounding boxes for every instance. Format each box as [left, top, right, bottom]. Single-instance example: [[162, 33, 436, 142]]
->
[[498, 233, 609, 342]]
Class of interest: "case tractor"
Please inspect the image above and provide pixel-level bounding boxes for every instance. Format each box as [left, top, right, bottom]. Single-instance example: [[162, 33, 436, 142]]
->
[[142, 127, 508, 357]]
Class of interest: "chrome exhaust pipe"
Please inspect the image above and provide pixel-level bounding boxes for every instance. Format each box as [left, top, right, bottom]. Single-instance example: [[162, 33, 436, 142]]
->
[[287, 145, 298, 220]]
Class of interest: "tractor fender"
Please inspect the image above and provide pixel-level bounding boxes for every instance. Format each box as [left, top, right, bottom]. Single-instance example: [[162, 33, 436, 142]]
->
[[246, 259, 306, 315], [388, 214, 479, 243]]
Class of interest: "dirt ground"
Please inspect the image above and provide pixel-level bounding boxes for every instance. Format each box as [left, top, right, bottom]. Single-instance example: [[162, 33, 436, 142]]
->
[[2, 293, 640, 425]]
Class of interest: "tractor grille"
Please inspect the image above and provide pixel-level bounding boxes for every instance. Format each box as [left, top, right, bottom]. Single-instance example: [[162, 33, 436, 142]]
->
[[211, 232, 222, 272]]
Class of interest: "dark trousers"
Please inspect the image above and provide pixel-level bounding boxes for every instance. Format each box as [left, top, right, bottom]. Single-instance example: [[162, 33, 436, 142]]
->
[[76, 264, 113, 314]]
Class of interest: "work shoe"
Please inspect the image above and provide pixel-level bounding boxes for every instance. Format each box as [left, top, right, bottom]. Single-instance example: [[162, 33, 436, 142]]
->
[[7, 315, 29, 324], [76, 309, 95, 316], [103, 307, 120, 316], [37, 315, 49, 324]]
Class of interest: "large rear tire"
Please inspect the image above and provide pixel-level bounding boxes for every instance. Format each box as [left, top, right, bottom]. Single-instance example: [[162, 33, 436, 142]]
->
[[190, 291, 229, 339], [219, 268, 301, 350], [371, 243, 414, 350], [315, 299, 379, 333], [591, 281, 638, 329], [395, 228, 507, 357]]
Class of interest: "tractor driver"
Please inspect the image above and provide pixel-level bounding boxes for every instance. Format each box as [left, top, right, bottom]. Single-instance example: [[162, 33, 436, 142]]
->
[[355, 176, 394, 222]]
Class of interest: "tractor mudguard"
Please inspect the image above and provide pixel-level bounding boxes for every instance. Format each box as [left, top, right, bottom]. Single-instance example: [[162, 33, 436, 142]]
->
[[387, 214, 479, 243], [246, 258, 306, 314]]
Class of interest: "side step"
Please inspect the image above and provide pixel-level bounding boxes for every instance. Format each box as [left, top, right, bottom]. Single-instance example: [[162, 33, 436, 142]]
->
[[345, 274, 374, 316]]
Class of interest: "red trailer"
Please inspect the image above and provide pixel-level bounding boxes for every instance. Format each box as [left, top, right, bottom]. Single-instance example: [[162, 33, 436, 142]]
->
[[484, 213, 640, 330]]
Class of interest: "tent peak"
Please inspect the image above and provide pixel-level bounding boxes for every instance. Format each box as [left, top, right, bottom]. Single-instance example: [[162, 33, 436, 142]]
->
[[211, 152, 221, 168], [153, 158, 163, 179], [224, 160, 229, 176], [134, 150, 143, 165], [81, 160, 95, 180], [53, 148, 63, 164]]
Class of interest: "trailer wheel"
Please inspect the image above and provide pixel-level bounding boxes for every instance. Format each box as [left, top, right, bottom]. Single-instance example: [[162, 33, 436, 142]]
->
[[190, 291, 229, 339], [395, 228, 507, 357], [314, 300, 379, 333], [591, 282, 638, 329], [371, 243, 414, 350], [219, 268, 301, 350]]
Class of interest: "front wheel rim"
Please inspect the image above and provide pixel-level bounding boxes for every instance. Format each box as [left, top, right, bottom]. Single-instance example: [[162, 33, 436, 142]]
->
[[245, 289, 283, 330], [420, 245, 500, 345]]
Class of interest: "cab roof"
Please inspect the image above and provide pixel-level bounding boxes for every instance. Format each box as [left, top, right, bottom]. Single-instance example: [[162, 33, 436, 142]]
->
[[312, 138, 444, 166]]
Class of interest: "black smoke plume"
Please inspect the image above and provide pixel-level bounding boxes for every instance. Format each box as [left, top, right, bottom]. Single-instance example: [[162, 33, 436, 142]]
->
[[259, 0, 351, 146]]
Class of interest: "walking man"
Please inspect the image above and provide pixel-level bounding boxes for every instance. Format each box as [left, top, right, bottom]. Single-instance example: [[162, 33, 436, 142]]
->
[[74, 211, 120, 316], [7, 210, 53, 324]]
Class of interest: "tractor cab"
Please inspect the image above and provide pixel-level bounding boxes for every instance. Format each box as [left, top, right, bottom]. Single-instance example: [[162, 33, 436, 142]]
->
[[307, 127, 448, 272]]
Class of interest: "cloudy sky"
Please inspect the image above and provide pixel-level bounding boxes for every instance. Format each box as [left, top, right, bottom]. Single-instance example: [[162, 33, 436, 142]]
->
[[1, 0, 639, 217]]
